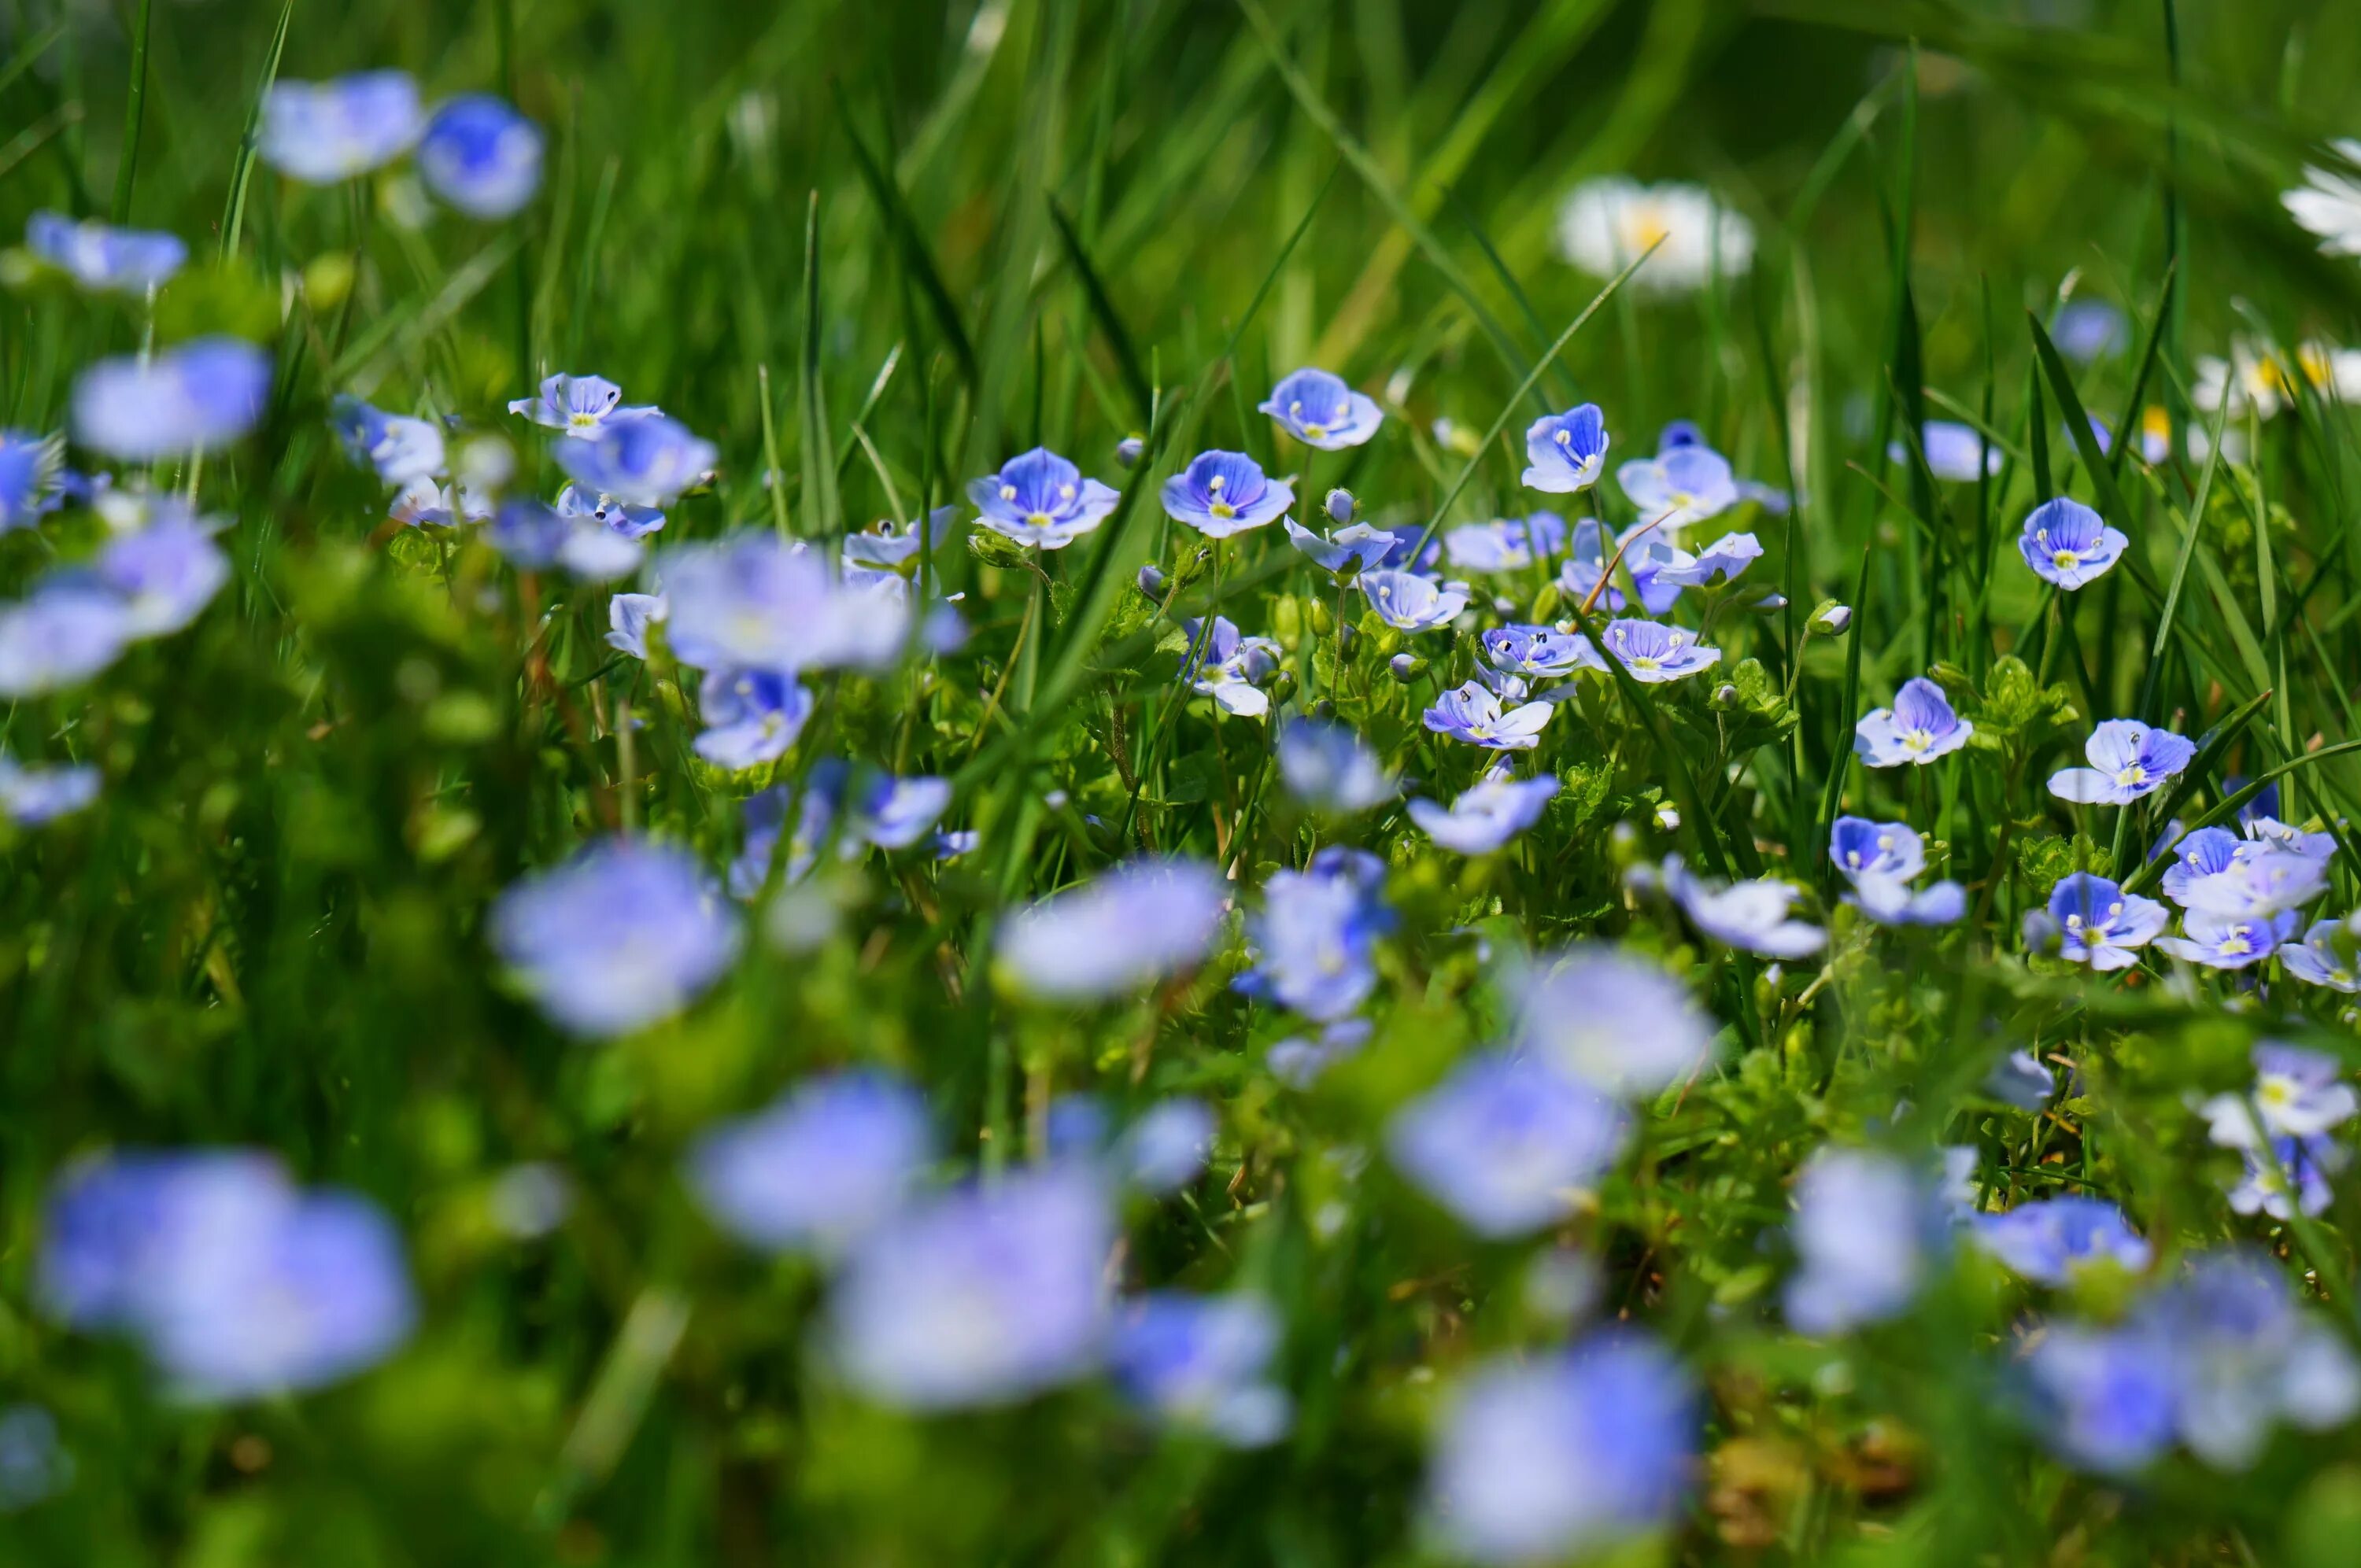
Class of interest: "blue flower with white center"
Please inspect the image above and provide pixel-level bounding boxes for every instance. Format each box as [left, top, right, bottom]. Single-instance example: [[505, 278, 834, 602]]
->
[[416, 94, 545, 219], [693, 667, 813, 769], [1972, 1197, 2152, 1285], [1410, 771, 1560, 856], [842, 506, 953, 572], [2018, 498, 2127, 591], [1281, 516, 1395, 575], [662, 534, 908, 675], [1783, 1148, 1943, 1334], [2021, 1324, 2181, 1475], [1831, 816, 1926, 880], [1358, 567, 1469, 631], [1423, 679, 1555, 751], [1161, 449, 1293, 539], [2142, 1247, 2361, 1470], [490, 839, 741, 1039], [1258, 367, 1383, 451], [258, 72, 423, 183], [24, 211, 186, 293], [1512, 946, 1714, 1097], [331, 396, 445, 487], [685, 1070, 931, 1256], [1266, 1017, 1372, 1088], [1109, 1293, 1290, 1447], [1180, 615, 1280, 718], [2045, 872, 2168, 971], [1236, 847, 1392, 1022], [1616, 443, 1738, 533], [2049, 719, 2197, 805], [2057, 300, 2128, 361], [1387, 1050, 1628, 1238], [71, 337, 270, 461], [1118, 1098, 1216, 1194], [1424, 1333, 1694, 1566], [2178, 845, 2330, 920], [553, 413, 715, 507], [96, 509, 230, 636], [1600, 618, 1720, 683], [0, 585, 131, 697], [2229, 1134, 2344, 1220], [2158, 827, 2242, 906], [997, 858, 1227, 1002], [1890, 420, 2000, 482], [390, 478, 491, 529], [968, 446, 1119, 550], [1662, 858, 1826, 957], [0, 753, 99, 826], [508, 373, 660, 440], [1646, 529, 1761, 588], [2279, 918, 2361, 991], [1276, 719, 1396, 814], [0, 430, 64, 532], [607, 592, 665, 659], [1443, 512, 1567, 574], [2156, 908, 2299, 970], [825, 1168, 1111, 1411], [2200, 1043, 2357, 1148], [1480, 622, 1602, 678], [1853, 677, 1974, 766], [1522, 404, 1609, 493]]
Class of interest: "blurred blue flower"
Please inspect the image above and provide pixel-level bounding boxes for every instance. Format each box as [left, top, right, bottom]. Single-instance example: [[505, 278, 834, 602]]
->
[[686, 1070, 932, 1255], [826, 1168, 1111, 1410], [0, 430, 64, 531], [730, 769, 845, 897], [693, 667, 813, 769], [97, 509, 230, 636], [1410, 771, 1559, 856], [72, 337, 271, 461], [1424, 1334, 1694, 1565], [1657, 419, 1704, 450], [857, 774, 952, 850], [841, 507, 953, 573], [1513, 945, 1714, 1096], [607, 592, 666, 659], [2141, 1248, 2361, 1469], [258, 72, 423, 183], [1831, 816, 1923, 879], [1522, 404, 1609, 493], [25, 210, 187, 293], [2056, 300, 2128, 362], [1359, 568, 1468, 632], [2156, 908, 2299, 969], [1267, 1017, 1373, 1088], [1854, 677, 1973, 767], [1986, 1049, 2056, 1109], [1891, 420, 2000, 482], [1283, 517, 1395, 576], [490, 839, 741, 1038], [1973, 1197, 2151, 1285], [997, 858, 1227, 1002], [2022, 1323, 2180, 1474], [1847, 871, 1967, 927], [2177, 845, 2330, 921], [2229, 1133, 2344, 1220], [390, 478, 492, 529], [1110, 1293, 1290, 1446], [554, 414, 715, 507], [417, 94, 545, 219], [1616, 444, 1737, 532], [1480, 622, 1602, 679], [2019, 498, 2127, 591], [2278, 918, 2361, 991], [1236, 847, 1392, 1022], [1180, 616, 1280, 718], [508, 373, 660, 440], [1784, 1148, 1942, 1334], [1554, 516, 1670, 614], [0, 585, 131, 697], [969, 447, 1119, 550], [662, 535, 907, 674], [1162, 449, 1293, 539], [486, 499, 645, 581], [0, 752, 100, 826], [1387, 1050, 1627, 1237], [1424, 680, 1554, 751], [2045, 873, 2168, 970], [331, 396, 445, 487], [1442, 512, 1565, 573], [1259, 367, 1383, 451], [1121, 1098, 1215, 1194], [1648, 529, 1761, 588], [1276, 719, 1395, 814], [1664, 859, 1826, 958], [1600, 618, 1720, 683], [2200, 1042, 2357, 1148], [2049, 719, 2196, 805]]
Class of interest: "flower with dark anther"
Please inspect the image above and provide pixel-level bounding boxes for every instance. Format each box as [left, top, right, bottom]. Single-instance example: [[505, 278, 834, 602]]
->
[[1424, 681, 1554, 751], [1162, 449, 1294, 540], [2019, 498, 2128, 591], [1600, 618, 1718, 683], [1853, 677, 1972, 767], [2049, 719, 2196, 806], [2043, 872, 2167, 971], [2279, 919, 2361, 991], [1358, 568, 1468, 632], [1284, 518, 1396, 576], [967, 447, 1120, 550], [1481, 623, 1602, 679], [2156, 909, 2300, 971], [1520, 404, 1609, 493], [1259, 367, 1384, 450]]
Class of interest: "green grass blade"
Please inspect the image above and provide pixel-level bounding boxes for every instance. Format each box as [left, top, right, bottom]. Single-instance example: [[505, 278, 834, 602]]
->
[[1046, 195, 1153, 426]]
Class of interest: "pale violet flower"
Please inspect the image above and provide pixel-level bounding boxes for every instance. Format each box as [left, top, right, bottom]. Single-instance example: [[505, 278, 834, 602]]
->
[[0, 753, 100, 826], [490, 840, 741, 1039], [1784, 1148, 1941, 1334], [1615, 445, 1738, 533], [1831, 817, 1963, 927], [1854, 677, 1974, 767], [997, 859, 1227, 1002], [1359, 568, 1468, 632], [1442, 513, 1565, 574], [2045, 873, 2169, 971], [2229, 1134, 2344, 1221], [1108, 1293, 1290, 1447], [692, 667, 812, 769], [331, 397, 445, 487], [1521, 404, 1609, 493], [1161, 450, 1293, 539], [1599, 618, 1718, 682], [508, 374, 660, 439], [1662, 858, 1825, 959], [1424, 681, 1554, 751], [2200, 1043, 2357, 1149], [1119, 1098, 1216, 1195], [1386, 1050, 1628, 1237], [1235, 848, 1391, 1023], [1972, 1197, 2152, 1286], [554, 415, 715, 507], [1277, 719, 1395, 814], [1409, 772, 1559, 855], [2156, 909, 2299, 971], [2178, 847, 2330, 920], [685, 1072, 931, 1256], [1514, 946, 1714, 1097], [1180, 616, 1280, 718], [1259, 367, 1382, 451], [2279, 918, 2361, 991], [258, 72, 423, 183], [1481, 623, 1602, 678], [0, 585, 131, 697], [1647, 530, 1761, 588], [24, 212, 187, 293], [2049, 720, 2197, 805], [1555, 177, 1753, 294], [390, 478, 491, 529], [416, 95, 545, 219], [1890, 421, 2000, 482], [607, 592, 666, 659], [660, 535, 907, 675], [72, 338, 270, 462], [2019, 498, 2128, 591], [1282, 517, 1395, 575]]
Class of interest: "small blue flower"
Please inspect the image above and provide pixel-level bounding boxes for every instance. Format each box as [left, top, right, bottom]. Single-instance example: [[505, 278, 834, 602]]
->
[[1424, 1334, 1694, 1565], [1181, 616, 1280, 718], [1616, 444, 1738, 532], [1236, 847, 1392, 1022], [2019, 498, 2127, 591], [1658, 419, 1705, 451], [826, 1168, 1111, 1410], [685, 1071, 932, 1255], [1266, 1017, 1372, 1088], [1109, 1293, 1290, 1447], [1442, 513, 1568, 574], [1276, 719, 1396, 814], [997, 858, 1228, 1002], [0, 430, 64, 531], [730, 769, 845, 897], [2158, 826, 2242, 905], [2056, 300, 2128, 362], [390, 478, 491, 529], [1830, 816, 1923, 879], [2021, 1324, 2180, 1474], [2278, 918, 2361, 991], [1600, 618, 1719, 683], [607, 592, 666, 659], [0, 752, 100, 826], [1358, 568, 1469, 631], [1973, 1197, 2152, 1285], [486, 499, 641, 581], [490, 839, 742, 1038], [969, 447, 1119, 550], [841, 507, 953, 572], [72, 338, 271, 461], [1480, 622, 1602, 678], [2045, 873, 2169, 971], [1647, 529, 1761, 588], [2156, 908, 2299, 970], [1891, 420, 2000, 482], [25, 211, 187, 293], [1119, 1098, 1216, 1194], [2049, 719, 2197, 805], [1259, 367, 1383, 451], [1409, 771, 1559, 856], [1784, 1148, 1943, 1334], [1986, 1050, 2056, 1109], [693, 667, 813, 769], [1280, 517, 1395, 575], [94, 510, 230, 637], [1387, 1050, 1627, 1237], [1161, 449, 1293, 539], [553, 413, 715, 507], [2228, 1133, 2345, 1220], [2177, 845, 2330, 920], [662, 535, 906, 674], [416, 94, 545, 219], [258, 72, 423, 183], [1847, 872, 1968, 927], [508, 373, 660, 440], [2139, 1247, 2361, 1469], [1853, 677, 1974, 766], [1522, 404, 1609, 493], [1662, 858, 1825, 957], [2201, 1042, 2357, 1148], [1423, 680, 1555, 751], [1554, 517, 1672, 614], [331, 396, 445, 487], [1510, 946, 1713, 1096], [0, 585, 131, 697]]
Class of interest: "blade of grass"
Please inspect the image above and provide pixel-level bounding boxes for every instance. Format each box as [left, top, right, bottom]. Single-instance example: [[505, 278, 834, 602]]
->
[[217, 0, 294, 260], [1046, 195, 1153, 426], [834, 85, 980, 389]]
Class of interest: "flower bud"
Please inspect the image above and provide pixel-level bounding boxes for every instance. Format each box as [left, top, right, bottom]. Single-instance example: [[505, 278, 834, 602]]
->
[[1810, 600, 1852, 636], [1306, 596, 1334, 637], [1325, 487, 1356, 525], [1269, 669, 1299, 705], [1115, 435, 1145, 468], [1389, 652, 1427, 684], [1653, 802, 1681, 831], [1137, 563, 1168, 598]]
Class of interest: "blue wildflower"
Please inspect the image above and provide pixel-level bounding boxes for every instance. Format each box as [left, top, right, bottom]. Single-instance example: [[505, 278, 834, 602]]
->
[[25, 211, 186, 293], [1511, 946, 1714, 1096], [1616, 444, 1738, 532], [1443, 512, 1566, 573], [2021, 1324, 2181, 1474], [1661, 858, 1826, 957], [842, 506, 953, 573], [0, 585, 131, 697], [1266, 1018, 1373, 1088], [1973, 1197, 2152, 1285], [1986, 1050, 2057, 1109], [685, 1071, 932, 1255], [2156, 908, 2300, 970], [416, 94, 545, 219], [693, 667, 814, 769], [969, 447, 1119, 550], [1324, 486, 1356, 524], [1236, 847, 1392, 1021], [0, 752, 100, 827], [1657, 419, 1705, 450], [331, 396, 445, 487], [2142, 1248, 2361, 1470], [607, 592, 666, 659], [2049, 719, 2196, 804], [553, 413, 715, 507], [1259, 367, 1383, 451], [1409, 769, 1559, 856], [490, 840, 741, 1038], [1598, 618, 1719, 684], [2056, 300, 2128, 361], [1181, 616, 1280, 718], [1358, 568, 1469, 632], [1162, 449, 1294, 539], [996, 858, 1227, 1002], [258, 72, 423, 183], [662, 535, 906, 674], [1423, 680, 1554, 751], [0, 430, 63, 531], [97, 508, 230, 636], [1891, 420, 2001, 482], [2279, 918, 2361, 991], [2019, 498, 2127, 590], [71, 338, 271, 461], [1830, 816, 1923, 880], [1481, 622, 1601, 679], [2200, 1043, 2357, 1147], [855, 774, 953, 850], [1120, 1098, 1216, 1194], [1284, 517, 1395, 576], [1522, 404, 1610, 493], [1784, 1148, 1943, 1334], [2177, 845, 2330, 920], [1387, 1050, 1628, 1237], [1276, 719, 1396, 814], [2158, 827, 2243, 905], [730, 770, 845, 897], [0, 1404, 71, 1513], [1854, 677, 1974, 766], [486, 499, 643, 581], [390, 478, 491, 529], [508, 373, 660, 440], [2229, 1134, 2345, 1220], [2044, 873, 2168, 970], [1109, 1293, 1291, 1447], [1554, 517, 1674, 614], [1647, 529, 1761, 588]]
